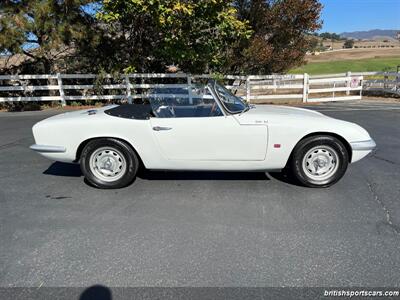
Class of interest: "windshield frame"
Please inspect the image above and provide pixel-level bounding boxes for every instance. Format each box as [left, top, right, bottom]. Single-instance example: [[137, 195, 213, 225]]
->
[[208, 80, 249, 115]]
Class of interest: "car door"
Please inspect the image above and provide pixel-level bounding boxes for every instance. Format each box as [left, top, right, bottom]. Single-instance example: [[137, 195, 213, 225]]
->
[[148, 87, 267, 161], [150, 115, 267, 161]]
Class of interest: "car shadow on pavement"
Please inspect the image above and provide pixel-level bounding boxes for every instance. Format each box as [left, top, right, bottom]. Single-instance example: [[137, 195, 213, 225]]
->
[[43, 162, 270, 181], [42, 162, 303, 186], [43, 162, 82, 177], [80, 285, 112, 300], [138, 169, 270, 181], [268, 171, 303, 187]]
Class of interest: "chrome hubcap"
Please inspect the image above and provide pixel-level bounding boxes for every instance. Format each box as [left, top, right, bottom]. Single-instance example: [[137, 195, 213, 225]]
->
[[302, 146, 339, 182], [89, 147, 126, 182]]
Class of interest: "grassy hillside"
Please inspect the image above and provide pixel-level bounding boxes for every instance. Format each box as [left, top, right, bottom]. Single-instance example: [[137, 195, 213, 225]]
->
[[289, 57, 400, 75]]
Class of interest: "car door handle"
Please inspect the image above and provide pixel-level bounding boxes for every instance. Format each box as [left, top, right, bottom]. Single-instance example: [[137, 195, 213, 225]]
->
[[153, 126, 172, 131]]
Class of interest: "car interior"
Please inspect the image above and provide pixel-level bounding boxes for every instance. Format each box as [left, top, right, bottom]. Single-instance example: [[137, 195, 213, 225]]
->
[[148, 87, 223, 118], [152, 101, 222, 118]]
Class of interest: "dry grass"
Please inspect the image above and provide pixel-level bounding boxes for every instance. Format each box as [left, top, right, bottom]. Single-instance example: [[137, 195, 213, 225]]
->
[[321, 39, 399, 51], [307, 47, 400, 63]]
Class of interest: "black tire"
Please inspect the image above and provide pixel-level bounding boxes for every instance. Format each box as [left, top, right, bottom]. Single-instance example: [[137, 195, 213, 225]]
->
[[290, 135, 349, 188], [80, 138, 139, 189]]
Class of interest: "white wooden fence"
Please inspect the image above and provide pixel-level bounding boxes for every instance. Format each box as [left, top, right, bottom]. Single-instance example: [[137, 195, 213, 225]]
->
[[354, 71, 400, 95], [0, 71, 397, 106]]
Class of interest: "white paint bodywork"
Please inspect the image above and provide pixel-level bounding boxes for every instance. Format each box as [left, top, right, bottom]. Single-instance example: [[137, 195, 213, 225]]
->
[[31, 104, 375, 171]]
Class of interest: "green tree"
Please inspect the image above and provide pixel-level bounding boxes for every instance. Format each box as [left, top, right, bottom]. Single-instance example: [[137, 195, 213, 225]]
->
[[231, 0, 323, 74], [0, 0, 100, 73], [97, 0, 252, 73], [319, 32, 341, 40], [343, 39, 354, 49], [308, 37, 320, 51], [1, 0, 323, 75]]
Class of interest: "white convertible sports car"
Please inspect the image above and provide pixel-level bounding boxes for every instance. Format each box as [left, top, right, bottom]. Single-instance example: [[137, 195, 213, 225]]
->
[[31, 80, 376, 189]]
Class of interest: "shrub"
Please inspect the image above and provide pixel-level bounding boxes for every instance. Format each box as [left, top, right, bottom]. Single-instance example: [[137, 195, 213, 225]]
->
[[343, 39, 354, 48], [70, 101, 82, 107]]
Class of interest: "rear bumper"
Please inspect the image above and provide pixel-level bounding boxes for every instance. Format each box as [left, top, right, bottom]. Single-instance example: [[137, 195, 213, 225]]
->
[[350, 139, 376, 151], [30, 144, 66, 153]]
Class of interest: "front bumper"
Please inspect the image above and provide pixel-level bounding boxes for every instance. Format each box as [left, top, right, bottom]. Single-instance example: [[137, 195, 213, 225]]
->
[[30, 144, 66, 153], [350, 139, 376, 151]]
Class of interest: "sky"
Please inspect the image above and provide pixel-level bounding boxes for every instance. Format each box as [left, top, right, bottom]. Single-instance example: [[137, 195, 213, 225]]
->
[[319, 0, 400, 33]]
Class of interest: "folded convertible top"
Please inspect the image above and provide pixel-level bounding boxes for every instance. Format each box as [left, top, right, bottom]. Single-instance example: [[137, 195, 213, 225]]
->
[[104, 104, 154, 120]]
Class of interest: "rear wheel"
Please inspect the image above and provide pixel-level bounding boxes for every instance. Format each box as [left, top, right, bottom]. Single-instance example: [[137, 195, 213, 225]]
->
[[80, 138, 139, 189], [290, 135, 349, 187]]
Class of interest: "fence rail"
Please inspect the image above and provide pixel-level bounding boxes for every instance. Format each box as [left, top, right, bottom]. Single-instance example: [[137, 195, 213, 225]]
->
[[0, 71, 398, 106]]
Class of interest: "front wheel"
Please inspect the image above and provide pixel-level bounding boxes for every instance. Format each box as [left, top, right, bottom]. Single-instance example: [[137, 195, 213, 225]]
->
[[80, 138, 139, 189], [290, 135, 349, 187]]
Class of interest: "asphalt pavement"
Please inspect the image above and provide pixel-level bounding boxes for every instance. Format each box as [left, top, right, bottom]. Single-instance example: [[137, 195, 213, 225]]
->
[[0, 100, 399, 292]]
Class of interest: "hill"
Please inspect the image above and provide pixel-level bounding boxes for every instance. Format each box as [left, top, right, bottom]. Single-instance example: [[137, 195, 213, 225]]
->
[[340, 29, 399, 40]]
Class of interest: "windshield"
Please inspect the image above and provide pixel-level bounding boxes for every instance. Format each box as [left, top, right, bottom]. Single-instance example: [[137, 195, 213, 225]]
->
[[213, 81, 249, 114]]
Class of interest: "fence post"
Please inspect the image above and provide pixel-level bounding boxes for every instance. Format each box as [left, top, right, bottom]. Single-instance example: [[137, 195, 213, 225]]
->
[[246, 76, 251, 103], [272, 77, 277, 93], [346, 71, 351, 95], [57, 73, 66, 106], [384, 72, 388, 91], [302, 73, 309, 103], [397, 71, 400, 93], [125, 75, 132, 104], [187, 74, 193, 104]]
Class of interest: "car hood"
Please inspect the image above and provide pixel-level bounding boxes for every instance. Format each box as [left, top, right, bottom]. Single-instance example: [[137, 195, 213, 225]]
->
[[234, 105, 327, 125]]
